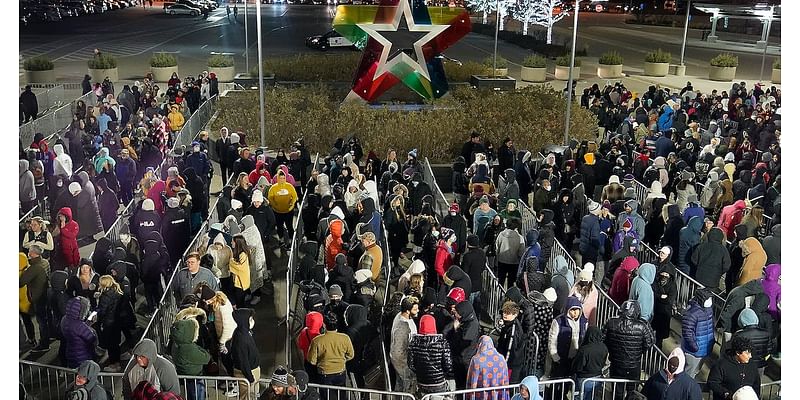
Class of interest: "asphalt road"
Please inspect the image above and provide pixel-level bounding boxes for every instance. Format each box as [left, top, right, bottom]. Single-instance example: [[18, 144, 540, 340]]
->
[[21, 2, 780, 84]]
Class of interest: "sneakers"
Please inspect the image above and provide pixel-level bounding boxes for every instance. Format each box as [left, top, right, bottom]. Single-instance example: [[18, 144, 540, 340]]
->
[[223, 382, 239, 397], [30, 342, 51, 353]]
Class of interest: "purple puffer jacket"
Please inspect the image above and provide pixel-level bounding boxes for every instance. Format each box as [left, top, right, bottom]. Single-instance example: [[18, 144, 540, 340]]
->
[[60, 296, 98, 368], [761, 264, 781, 321]]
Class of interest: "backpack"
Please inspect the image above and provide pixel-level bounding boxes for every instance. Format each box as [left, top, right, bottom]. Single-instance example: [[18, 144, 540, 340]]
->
[[643, 166, 660, 187]]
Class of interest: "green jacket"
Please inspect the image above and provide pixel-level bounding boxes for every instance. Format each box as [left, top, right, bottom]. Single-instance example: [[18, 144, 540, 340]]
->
[[170, 319, 211, 375], [20, 256, 48, 303]]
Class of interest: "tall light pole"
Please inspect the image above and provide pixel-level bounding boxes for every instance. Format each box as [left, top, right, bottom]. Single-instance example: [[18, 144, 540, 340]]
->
[[245, 0, 250, 73], [256, 0, 266, 147], [563, 0, 579, 146], [758, 6, 774, 82], [680, 0, 690, 66], [492, 0, 500, 78]]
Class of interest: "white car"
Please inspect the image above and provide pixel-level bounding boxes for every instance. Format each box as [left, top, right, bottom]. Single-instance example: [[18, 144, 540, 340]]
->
[[165, 3, 201, 15]]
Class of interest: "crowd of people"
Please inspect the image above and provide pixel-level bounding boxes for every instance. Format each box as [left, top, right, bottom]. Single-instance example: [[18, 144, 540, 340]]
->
[[20, 76, 781, 400]]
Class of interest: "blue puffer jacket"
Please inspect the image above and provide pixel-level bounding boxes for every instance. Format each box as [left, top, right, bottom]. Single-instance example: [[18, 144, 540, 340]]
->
[[681, 299, 715, 358], [60, 296, 98, 368], [579, 214, 603, 261], [657, 105, 674, 132]]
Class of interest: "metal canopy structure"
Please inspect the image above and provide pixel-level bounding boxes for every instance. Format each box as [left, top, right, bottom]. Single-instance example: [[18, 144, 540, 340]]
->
[[693, 3, 781, 21]]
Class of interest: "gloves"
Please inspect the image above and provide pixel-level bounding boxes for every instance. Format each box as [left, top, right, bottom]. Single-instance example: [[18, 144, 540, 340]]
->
[[219, 343, 228, 355]]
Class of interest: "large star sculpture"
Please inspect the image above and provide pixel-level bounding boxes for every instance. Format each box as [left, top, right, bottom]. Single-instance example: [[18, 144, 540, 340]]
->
[[333, 0, 471, 102]]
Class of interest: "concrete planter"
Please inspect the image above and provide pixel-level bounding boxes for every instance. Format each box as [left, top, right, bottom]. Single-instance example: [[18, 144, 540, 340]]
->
[[470, 75, 516, 91], [709, 66, 736, 81], [209, 66, 235, 82], [554, 66, 579, 80], [486, 67, 508, 77], [670, 64, 686, 76], [152, 66, 178, 83], [643, 62, 669, 77], [233, 73, 275, 89], [772, 68, 780, 84], [88, 67, 118, 83], [25, 69, 55, 83], [597, 64, 623, 79], [520, 66, 546, 82]]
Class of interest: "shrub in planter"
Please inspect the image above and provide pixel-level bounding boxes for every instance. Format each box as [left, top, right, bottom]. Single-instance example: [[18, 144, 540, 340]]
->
[[772, 59, 780, 84], [254, 53, 359, 81], [555, 55, 581, 80], [521, 55, 547, 82], [709, 53, 738, 81], [24, 55, 55, 83], [598, 51, 623, 78], [87, 53, 118, 82], [150, 53, 178, 82], [207, 54, 236, 82], [483, 56, 509, 77], [209, 85, 598, 163], [644, 48, 671, 76], [445, 61, 489, 82]]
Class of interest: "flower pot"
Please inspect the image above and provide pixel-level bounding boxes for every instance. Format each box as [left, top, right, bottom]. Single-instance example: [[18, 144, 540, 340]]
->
[[597, 64, 623, 79], [88, 67, 118, 83], [643, 62, 669, 77], [554, 66, 579, 80], [470, 75, 516, 91], [152, 66, 178, 83], [520, 66, 546, 82], [25, 69, 55, 83], [771, 68, 780, 84], [208, 66, 235, 83], [708, 66, 736, 81]]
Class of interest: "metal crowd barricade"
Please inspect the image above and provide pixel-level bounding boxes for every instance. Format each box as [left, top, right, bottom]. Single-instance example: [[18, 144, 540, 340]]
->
[[632, 178, 649, 208], [29, 84, 66, 113], [176, 374, 251, 400], [579, 377, 642, 400], [256, 380, 418, 400], [419, 379, 574, 400], [19, 360, 124, 400], [20, 90, 95, 147], [760, 380, 782, 400], [423, 157, 452, 218]]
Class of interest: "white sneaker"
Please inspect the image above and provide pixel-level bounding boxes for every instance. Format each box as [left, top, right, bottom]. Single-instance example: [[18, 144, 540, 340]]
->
[[224, 384, 239, 397]]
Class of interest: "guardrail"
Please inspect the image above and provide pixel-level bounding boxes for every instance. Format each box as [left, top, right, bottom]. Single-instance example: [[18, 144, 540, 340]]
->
[[419, 379, 574, 400], [20, 90, 95, 147], [27, 84, 66, 115], [579, 377, 641, 399]]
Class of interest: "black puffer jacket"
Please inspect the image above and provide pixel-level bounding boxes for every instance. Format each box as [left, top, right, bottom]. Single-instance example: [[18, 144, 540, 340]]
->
[[602, 300, 655, 371], [408, 332, 453, 385], [537, 209, 556, 263]]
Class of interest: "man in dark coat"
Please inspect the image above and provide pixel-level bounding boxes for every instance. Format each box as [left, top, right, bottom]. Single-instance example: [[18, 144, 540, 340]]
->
[[115, 149, 137, 204], [443, 301, 480, 389], [642, 347, 703, 400], [20, 85, 39, 123], [690, 227, 730, 290], [161, 197, 191, 268], [81, 75, 92, 95], [496, 301, 526, 384], [602, 300, 655, 385], [460, 131, 485, 164], [707, 336, 761, 400], [408, 172, 433, 216], [460, 234, 486, 312], [442, 203, 468, 262]]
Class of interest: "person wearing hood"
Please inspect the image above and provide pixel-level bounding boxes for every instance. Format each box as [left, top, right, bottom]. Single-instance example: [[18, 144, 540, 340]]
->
[[609, 253, 640, 305], [516, 229, 545, 295], [229, 308, 261, 398], [53, 143, 74, 177], [68, 181, 103, 241], [444, 301, 481, 388], [717, 200, 747, 240], [550, 255, 574, 313], [569, 264, 598, 325], [642, 347, 702, 400], [123, 338, 180, 398], [241, 214, 268, 303], [170, 318, 211, 399], [495, 219, 526, 288], [461, 234, 487, 310], [297, 311, 324, 374], [94, 177, 119, 232], [514, 151, 533, 203], [269, 169, 299, 247], [629, 263, 656, 322], [616, 199, 645, 238], [601, 175, 625, 204], [552, 188, 578, 248], [408, 171, 434, 216], [161, 196, 191, 267], [571, 324, 607, 398], [707, 336, 761, 400], [677, 216, 703, 275], [603, 300, 655, 383], [579, 152, 597, 199], [385, 194, 410, 267], [20, 249, 50, 352], [60, 296, 98, 368], [548, 296, 587, 381], [738, 237, 767, 286], [690, 227, 730, 290], [579, 201, 604, 266], [761, 224, 780, 265], [499, 168, 520, 207], [56, 206, 81, 269], [443, 202, 468, 259], [357, 196, 383, 243], [681, 287, 715, 378], [141, 231, 170, 314], [466, 335, 510, 400], [325, 219, 346, 271], [652, 258, 677, 347], [19, 159, 37, 212], [512, 376, 543, 400], [408, 314, 453, 395], [66, 360, 109, 400], [133, 198, 162, 242], [342, 304, 376, 390], [732, 308, 772, 372], [205, 233, 233, 292], [700, 171, 722, 213], [660, 204, 683, 264]]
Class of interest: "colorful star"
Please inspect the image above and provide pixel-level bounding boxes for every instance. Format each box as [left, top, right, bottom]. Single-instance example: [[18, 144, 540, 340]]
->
[[333, 0, 472, 101]]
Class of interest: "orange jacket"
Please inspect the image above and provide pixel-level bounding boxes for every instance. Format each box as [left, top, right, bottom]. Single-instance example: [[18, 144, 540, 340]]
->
[[325, 219, 345, 271]]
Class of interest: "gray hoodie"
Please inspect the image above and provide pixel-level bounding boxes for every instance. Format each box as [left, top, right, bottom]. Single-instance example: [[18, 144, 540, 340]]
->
[[550, 255, 575, 314], [68, 360, 108, 400], [495, 227, 526, 265], [123, 339, 179, 398], [19, 159, 36, 203], [617, 200, 646, 238]]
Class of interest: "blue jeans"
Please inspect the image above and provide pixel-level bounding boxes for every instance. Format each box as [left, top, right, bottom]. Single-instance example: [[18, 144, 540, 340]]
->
[[185, 379, 205, 400], [578, 377, 598, 400]]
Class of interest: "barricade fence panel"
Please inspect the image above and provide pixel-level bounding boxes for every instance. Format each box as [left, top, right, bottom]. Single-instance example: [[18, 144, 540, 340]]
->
[[419, 379, 574, 400], [20, 360, 124, 400], [579, 377, 642, 400]]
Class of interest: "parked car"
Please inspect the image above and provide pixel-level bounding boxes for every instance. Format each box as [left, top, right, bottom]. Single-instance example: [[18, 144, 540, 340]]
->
[[165, 3, 201, 15], [306, 30, 356, 51]]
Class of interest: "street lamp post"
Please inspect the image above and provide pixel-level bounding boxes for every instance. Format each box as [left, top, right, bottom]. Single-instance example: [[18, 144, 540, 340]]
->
[[680, 0, 690, 66], [563, 0, 579, 146], [492, 0, 500, 78], [245, 0, 250, 73], [758, 6, 774, 82], [256, 0, 266, 147]]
